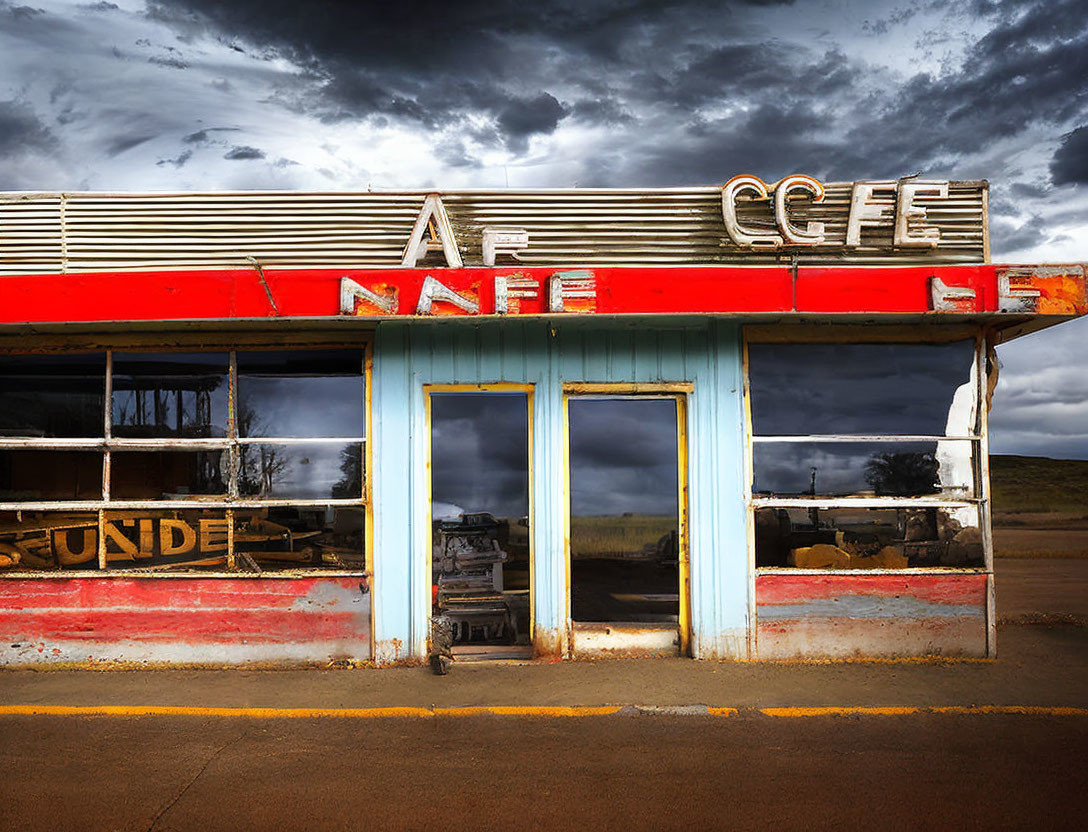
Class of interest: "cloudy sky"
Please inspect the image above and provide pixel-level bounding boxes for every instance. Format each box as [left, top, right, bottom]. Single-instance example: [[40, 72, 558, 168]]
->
[[1, 0, 1086, 462]]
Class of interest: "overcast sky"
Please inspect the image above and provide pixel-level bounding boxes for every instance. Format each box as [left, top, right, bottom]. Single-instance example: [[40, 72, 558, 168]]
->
[[1, 0, 1086, 462]]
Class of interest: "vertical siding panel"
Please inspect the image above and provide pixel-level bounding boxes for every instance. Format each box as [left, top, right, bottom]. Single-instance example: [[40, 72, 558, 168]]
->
[[556, 323, 585, 381], [477, 322, 503, 381], [451, 323, 478, 383], [428, 326, 456, 382], [606, 326, 635, 381], [371, 322, 415, 664], [632, 329, 661, 382]]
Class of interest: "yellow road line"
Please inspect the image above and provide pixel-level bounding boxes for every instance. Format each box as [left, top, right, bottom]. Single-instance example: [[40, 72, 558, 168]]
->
[[0, 705, 436, 718], [0, 704, 1084, 718], [433, 706, 624, 717], [761, 706, 1088, 717], [928, 705, 1088, 716], [762, 706, 921, 717]]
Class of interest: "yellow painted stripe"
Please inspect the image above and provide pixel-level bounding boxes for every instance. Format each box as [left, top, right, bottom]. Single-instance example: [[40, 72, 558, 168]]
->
[[433, 706, 624, 717], [761, 706, 1088, 718], [0, 705, 436, 718], [762, 706, 921, 717], [0, 704, 1083, 719], [928, 706, 1088, 716]]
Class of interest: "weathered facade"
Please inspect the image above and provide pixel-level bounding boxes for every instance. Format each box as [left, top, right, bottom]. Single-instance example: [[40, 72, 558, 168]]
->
[[0, 178, 1083, 665]]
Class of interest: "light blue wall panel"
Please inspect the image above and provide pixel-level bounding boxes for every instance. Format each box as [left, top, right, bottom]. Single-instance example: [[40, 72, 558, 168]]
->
[[371, 317, 749, 663]]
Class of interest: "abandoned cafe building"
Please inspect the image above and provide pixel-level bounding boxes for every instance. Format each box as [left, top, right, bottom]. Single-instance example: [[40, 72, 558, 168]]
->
[[0, 176, 1084, 666]]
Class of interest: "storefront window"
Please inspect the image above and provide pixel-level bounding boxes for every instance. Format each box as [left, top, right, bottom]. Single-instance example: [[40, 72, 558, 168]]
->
[[747, 338, 983, 571], [0, 346, 367, 575]]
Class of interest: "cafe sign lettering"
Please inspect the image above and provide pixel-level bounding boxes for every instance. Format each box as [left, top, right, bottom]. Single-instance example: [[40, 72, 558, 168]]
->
[[339, 175, 962, 318]]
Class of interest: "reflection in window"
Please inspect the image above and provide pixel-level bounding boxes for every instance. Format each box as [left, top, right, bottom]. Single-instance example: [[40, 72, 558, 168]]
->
[[752, 442, 974, 498], [569, 397, 679, 624], [238, 443, 359, 500], [0, 451, 102, 500], [110, 451, 227, 499], [236, 350, 364, 438], [112, 353, 229, 438], [754, 506, 984, 569], [430, 393, 530, 647], [0, 353, 105, 438], [748, 341, 976, 436]]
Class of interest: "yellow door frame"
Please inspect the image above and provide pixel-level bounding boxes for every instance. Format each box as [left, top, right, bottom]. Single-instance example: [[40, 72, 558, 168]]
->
[[423, 383, 536, 649], [561, 382, 693, 656]]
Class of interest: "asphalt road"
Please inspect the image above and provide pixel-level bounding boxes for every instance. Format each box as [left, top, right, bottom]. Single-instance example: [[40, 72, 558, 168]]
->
[[1, 712, 1084, 831]]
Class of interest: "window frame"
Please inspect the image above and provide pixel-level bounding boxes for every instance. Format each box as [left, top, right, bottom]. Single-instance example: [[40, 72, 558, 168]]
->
[[743, 325, 992, 576], [0, 339, 371, 577]]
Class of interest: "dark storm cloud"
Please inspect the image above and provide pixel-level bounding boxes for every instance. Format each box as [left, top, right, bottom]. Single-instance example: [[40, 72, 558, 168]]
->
[[223, 145, 265, 160], [1050, 126, 1088, 186], [151, 0, 800, 163], [0, 99, 55, 155]]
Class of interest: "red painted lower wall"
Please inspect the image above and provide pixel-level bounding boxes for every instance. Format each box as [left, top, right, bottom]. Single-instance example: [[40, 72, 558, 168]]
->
[[755, 573, 989, 659], [0, 577, 371, 666]]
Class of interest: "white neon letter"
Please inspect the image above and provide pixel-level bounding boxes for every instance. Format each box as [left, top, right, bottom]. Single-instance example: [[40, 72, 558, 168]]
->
[[846, 181, 897, 247], [721, 175, 782, 249], [773, 174, 826, 246], [415, 275, 478, 315], [894, 180, 948, 248], [401, 194, 463, 268]]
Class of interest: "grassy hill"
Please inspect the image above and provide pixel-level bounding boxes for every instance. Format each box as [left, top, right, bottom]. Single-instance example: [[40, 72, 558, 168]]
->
[[989, 455, 1088, 517]]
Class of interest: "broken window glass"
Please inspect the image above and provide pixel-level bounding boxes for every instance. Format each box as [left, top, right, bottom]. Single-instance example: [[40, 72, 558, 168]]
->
[[233, 506, 365, 571], [748, 341, 976, 436], [0, 353, 105, 438], [110, 451, 228, 499], [754, 505, 983, 569], [0, 510, 100, 571], [0, 451, 102, 501]]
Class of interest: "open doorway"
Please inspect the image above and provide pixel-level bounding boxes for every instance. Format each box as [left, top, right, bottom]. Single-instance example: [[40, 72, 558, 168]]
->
[[566, 392, 688, 655], [428, 388, 532, 660]]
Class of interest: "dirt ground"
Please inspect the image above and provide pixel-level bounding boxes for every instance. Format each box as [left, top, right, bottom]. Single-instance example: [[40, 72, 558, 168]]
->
[[996, 558, 1088, 621], [1, 713, 1084, 832]]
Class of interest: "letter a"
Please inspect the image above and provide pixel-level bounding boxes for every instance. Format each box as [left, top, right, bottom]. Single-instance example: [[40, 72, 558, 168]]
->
[[401, 194, 463, 268]]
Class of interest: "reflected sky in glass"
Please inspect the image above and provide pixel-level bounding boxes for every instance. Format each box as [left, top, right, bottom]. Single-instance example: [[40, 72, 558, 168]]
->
[[236, 350, 364, 438], [569, 397, 678, 517], [748, 341, 975, 436], [430, 393, 528, 520]]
